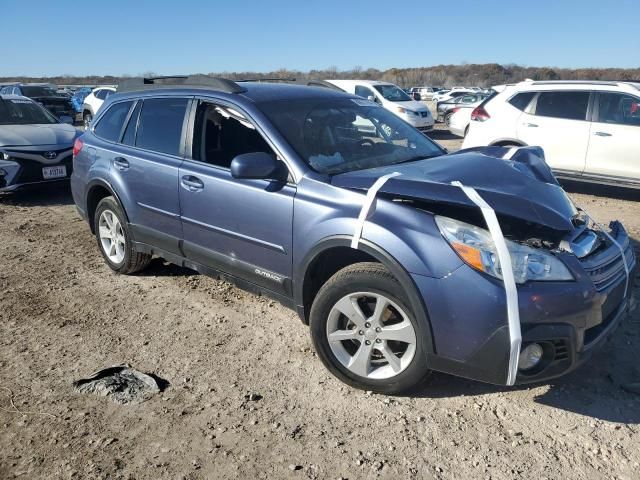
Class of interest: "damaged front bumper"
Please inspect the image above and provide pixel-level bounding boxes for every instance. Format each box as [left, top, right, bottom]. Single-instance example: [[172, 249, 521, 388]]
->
[[419, 222, 636, 386]]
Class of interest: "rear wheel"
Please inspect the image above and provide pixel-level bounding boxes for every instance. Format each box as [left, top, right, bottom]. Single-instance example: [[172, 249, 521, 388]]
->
[[310, 262, 430, 394], [94, 196, 151, 274], [83, 112, 93, 130], [444, 112, 454, 127]]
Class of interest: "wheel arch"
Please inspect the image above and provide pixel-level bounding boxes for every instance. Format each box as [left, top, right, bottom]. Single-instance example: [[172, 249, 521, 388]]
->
[[490, 138, 526, 147], [85, 179, 129, 234], [295, 236, 435, 354]]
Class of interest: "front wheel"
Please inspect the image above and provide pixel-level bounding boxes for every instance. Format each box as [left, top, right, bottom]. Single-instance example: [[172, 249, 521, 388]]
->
[[309, 262, 431, 394]]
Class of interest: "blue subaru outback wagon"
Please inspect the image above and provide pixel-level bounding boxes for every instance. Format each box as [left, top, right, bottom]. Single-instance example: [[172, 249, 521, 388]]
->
[[71, 76, 636, 394]]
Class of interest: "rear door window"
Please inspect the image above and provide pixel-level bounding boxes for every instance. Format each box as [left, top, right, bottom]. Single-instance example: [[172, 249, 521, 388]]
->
[[93, 101, 134, 142], [534, 91, 590, 120], [596, 93, 640, 126], [135, 97, 189, 156]]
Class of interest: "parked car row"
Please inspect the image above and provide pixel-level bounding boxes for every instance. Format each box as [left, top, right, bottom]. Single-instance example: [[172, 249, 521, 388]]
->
[[0, 83, 76, 120]]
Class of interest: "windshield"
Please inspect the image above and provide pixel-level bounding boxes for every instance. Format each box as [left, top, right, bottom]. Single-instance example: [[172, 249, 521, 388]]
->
[[373, 85, 412, 102], [20, 86, 58, 97], [0, 98, 58, 125], [260, 97, 445, 175]]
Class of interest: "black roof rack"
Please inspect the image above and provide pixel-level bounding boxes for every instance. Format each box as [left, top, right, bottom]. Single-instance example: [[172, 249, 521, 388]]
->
[[117, 75, 247, 94], [233, 77, 344, 92], [235, 77, 297, 83]]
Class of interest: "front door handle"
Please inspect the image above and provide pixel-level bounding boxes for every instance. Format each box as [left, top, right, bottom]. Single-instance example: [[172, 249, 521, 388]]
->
[[181, 175, 204, 192], [594, 131, 612, 137], [113, 157, 129, 170], [524, 122, 538, 128]]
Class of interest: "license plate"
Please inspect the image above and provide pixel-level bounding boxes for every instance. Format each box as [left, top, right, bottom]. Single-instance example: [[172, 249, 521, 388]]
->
[[42, 165, 67, 179]]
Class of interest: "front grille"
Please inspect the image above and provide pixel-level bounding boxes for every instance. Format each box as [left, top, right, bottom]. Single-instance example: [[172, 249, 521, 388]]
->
[[13, 156, 73, 184], [581, 236, 634, 292]]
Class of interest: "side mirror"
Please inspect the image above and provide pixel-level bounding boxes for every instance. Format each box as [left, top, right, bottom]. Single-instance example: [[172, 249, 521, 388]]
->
[[59, 115, 74, 125], [367, 95, 376, 103], [413, 93, 422, 101], [230, 152, 285, 181]]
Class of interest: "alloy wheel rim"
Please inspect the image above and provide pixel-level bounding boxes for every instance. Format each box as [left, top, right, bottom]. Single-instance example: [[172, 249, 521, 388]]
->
[[326, 292, 417, 380], [98, 209, 126, 264]]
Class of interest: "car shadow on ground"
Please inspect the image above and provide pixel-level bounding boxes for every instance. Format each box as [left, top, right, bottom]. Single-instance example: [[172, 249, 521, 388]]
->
[[137, 258, 197, 278], [0, 184, 75, 207], [426, 129, 461, 142], [560, 180, 640, 202]]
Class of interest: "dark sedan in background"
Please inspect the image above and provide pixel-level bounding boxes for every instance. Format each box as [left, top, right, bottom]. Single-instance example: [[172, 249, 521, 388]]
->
[[0, 83, 76, 120], [0, 94, 79, 192]]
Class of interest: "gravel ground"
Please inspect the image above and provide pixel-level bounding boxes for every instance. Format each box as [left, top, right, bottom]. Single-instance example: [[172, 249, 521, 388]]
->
[[1, 133, 639, 479]]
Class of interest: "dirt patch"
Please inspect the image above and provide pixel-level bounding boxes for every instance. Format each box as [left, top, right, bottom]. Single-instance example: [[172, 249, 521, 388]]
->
[[1, 178, 639, 479]]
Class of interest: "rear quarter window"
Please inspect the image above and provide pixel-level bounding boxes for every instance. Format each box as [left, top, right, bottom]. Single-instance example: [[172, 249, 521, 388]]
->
[[508, 92, 535, 111], [93, 101, 134, 142]]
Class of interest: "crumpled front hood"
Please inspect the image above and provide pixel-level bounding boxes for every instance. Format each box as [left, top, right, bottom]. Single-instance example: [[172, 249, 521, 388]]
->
[[332, 146, 578, 232], [0, 123, 78, 147]]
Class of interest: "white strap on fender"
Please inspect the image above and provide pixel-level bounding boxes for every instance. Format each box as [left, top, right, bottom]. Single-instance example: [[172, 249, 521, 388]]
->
[[452, 181, 522, 386], [588, 216, 630, 299], [351, 172, 401, 249], [502, 146, 520, 160]]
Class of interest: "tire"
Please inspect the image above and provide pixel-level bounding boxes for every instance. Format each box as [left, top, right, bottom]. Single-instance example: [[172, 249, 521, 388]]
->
[[444, 112, 453, 127], [83, 112, 93, 130], [309, 262, 431, 394], [94, 196, 151, 274]]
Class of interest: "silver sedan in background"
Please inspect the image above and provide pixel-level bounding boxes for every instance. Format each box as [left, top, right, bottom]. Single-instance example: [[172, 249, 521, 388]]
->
[[0, 94, 79, 192]]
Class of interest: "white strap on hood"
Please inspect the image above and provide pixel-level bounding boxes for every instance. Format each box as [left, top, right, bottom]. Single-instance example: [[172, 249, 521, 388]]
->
[[351, 172, 401, 249], [503, 146, 520, 160], [452, 181, 522, 386]]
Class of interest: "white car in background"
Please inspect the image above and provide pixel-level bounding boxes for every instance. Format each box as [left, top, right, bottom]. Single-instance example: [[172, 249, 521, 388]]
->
[[327, 80, 435, 132], [81, 86, 116, 129], [432, 89, 474, 103], [463, 80, 640, 187], [447, 107, 474, 137]]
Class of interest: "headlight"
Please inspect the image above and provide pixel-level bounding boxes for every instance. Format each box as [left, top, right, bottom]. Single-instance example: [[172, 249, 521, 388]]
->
[[396, 107, 417, 116], [435, 216, 573, 283]]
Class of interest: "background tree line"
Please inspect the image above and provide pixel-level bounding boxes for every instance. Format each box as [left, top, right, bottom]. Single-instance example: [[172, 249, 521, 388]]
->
[[2, 63, 639, 88]]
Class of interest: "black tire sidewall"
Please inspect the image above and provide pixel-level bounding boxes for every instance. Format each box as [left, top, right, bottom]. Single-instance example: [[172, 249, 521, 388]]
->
[[310, 267, 430, 393], [94, 197, 133, 273]]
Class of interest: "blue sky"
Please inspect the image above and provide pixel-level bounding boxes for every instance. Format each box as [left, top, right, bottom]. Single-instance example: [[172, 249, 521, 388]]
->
[[3, 0, 639, 76]]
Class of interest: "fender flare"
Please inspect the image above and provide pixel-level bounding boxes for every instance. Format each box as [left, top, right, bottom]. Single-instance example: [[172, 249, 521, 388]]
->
[[85, 178, 130, 232], [81, 103, 95, 116], [294, 235, 436, 355]]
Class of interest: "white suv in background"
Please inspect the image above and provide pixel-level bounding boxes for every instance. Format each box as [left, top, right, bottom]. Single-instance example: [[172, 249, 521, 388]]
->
[[326, 80, 434, 133], [81, 86, 116, 129], [463, 80, 640, 187]]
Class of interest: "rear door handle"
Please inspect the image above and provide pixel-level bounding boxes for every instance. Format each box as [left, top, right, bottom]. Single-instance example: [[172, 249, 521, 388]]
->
[[524, 122, 538, 128], [181, 175, 204, 192], [113, 157, 129, 170], [594, 131, 612, 137]]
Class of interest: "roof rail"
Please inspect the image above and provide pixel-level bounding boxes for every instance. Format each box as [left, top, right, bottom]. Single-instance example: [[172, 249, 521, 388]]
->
[[117, 75, 247, 94], [234, 77, 344, 91], [235, 77, 297, 83]]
